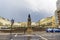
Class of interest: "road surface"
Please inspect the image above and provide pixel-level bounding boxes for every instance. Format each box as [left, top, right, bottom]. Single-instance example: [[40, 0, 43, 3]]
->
[[0, 32, 60, 40], [0, 34, 43, 40], [35, 31, 60, 40]]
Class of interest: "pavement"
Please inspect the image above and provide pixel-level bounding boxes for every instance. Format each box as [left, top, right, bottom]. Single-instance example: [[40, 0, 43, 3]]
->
[[34, 31, 60, 40], [0, 31, 60, 40], [0, 32, 43, 40]]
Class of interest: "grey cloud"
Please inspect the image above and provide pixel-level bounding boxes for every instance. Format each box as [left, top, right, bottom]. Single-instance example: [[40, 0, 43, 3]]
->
[[0, 0, 55, 22]]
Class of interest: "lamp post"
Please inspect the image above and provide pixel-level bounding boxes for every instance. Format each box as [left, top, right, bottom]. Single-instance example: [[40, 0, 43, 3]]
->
[[10, 19, 14, 40]]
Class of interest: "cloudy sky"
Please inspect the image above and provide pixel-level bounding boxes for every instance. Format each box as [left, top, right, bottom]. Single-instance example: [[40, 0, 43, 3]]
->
[[0, 0, 57, 22]]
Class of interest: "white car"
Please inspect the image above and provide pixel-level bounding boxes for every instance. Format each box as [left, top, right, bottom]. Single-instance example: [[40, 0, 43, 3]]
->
[[46, 28, 53, 32]]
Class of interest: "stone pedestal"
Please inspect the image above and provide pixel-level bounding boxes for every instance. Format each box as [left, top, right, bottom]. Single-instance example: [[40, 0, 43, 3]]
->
[[26, 27, 33, 34]]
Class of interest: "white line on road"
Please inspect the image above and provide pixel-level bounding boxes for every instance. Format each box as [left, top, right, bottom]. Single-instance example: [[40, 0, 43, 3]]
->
[[35, 34, 48, 40]]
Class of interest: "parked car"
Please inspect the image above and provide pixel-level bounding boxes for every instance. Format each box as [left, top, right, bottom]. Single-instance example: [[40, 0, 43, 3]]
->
[[53, 28, 60, 32], [46, 28, 53, 32], [46, 28, 60, 32]]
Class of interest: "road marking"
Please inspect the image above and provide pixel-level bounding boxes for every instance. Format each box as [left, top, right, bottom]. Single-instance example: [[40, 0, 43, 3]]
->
[[35, 34, 48, 40]]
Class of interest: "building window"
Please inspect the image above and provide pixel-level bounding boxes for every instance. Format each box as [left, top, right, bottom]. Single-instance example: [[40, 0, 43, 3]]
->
[[57, 10, 60, 13]]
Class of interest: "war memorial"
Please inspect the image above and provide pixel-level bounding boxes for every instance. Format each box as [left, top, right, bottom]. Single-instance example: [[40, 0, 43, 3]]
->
[[0, 14, 43, 40], [1, 0, 60, 40]]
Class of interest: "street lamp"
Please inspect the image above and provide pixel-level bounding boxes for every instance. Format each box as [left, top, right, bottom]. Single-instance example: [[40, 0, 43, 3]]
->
[[10, 19, 14, 40]]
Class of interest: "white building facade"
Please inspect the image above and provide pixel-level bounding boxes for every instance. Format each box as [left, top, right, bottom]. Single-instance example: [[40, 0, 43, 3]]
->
[[55, 0, 60, 27]]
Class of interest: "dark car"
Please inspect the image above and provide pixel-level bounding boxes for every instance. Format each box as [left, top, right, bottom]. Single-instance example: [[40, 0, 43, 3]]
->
[[53, 28, 60, 32]]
